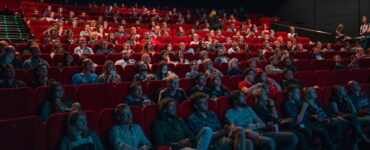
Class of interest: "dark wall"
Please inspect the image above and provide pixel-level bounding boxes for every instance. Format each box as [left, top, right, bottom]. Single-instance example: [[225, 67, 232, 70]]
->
[[275, 0, 370, 36]]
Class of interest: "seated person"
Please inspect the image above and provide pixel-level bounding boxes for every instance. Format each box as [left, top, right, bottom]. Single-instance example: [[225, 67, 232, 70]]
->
[[23, 44, 50, 70], [71, 59, 99, 86], [281, 69, 303, 90], [99, 61, 121, 83], [332, 55, 346, 69], [187, 73, 212, 97], [254, 71, 282, 96], [96, 40, 115, 55], [348, 80, 370, 116], [265, 55, 283, 74], [252, 87, 310, 150], [203, 59, 223, 78], [28, 63, 52, 88], [158, 74, 187, 104], [347, 55, 360, 69], [153, 97, 212, 150], [40, 81, 80, 121], [281, 57, 297, 73], [284, 85, 336, 150], [59, 111, 104, 150], [58, 52, 76, 69], [312, 43, 325, 60], [185, 60, 200, 78], [226, 58, 242, 76], [74, 37, 94, 56], [156, 61, 175, 80], [227, 90, 298, 150], [214, 49, 230, 64], [109, 104, 151, 150], [124, 82, 152, 107], [114, 50, 135, 68], [132, 62, 157, 82], [187, 92, 252, 150], [238, 68, 263, 94], [208, 76, 230, 98], [0, 64, 26, 88], [0, 45, 22, 68]]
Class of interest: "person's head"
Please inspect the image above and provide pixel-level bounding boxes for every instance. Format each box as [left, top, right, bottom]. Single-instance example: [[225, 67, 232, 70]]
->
[[121, 50, 131, 61], [157, 61, 169, 75], [316, 41, 322, 49], [34, 63, 48, 79], [136, 63, 148, 75], [203, 59, 213, 71], [66, 111, 89, 139], [84, 24, 90, 31], [229, 90, 247, 107], [362, 16, 367, 23], [48, 81, 64, 100], [140, 53, 151, 64], [348, 80, 361, 94], [81, 59, 94, 72], [287, 85, 300, 101], [284, 57, 293, 66], [30, 45, 41, 58], [166, 74, 179, 90], [303, 87, 317, 102], [253, 87, 269, 105], [190, 60, 199, 71], [247, 58, 257, 68], [3, 45, 16, 60], [103, 60, 115, 74], [192, 33, 199, 41], [115, 103, 132, 124], [333, 55, 342, 63], [289, 26, 295, 33], [254, 71, 267, 83], [208, 76, 222, 88], [283, 69, 294, 80], [101, 40, 109, 49], [118, 25, 125, 32], [268, 55, 278, 65], [129, 82, 143, 98], [189, 92, 208, 112], [332, 85, 347, 98], [194, 73, 206, 87], [79, 37, 87, 47], [350, 55, 358, 64], [242, 68, 255, 82], [1, 64, 15, 80], [160, 50, 170, 61], [62, 51, 74, 65], [159, 97, 177, 117], [337, 24, 344, 31], [199, 51, 208, 60], [228, 58, 239, 69]]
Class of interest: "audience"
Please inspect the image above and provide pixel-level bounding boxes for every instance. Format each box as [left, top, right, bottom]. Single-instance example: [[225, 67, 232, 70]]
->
[[132, 62, 157, 82], [332, 55, 346, 69], [114, 50, 135, 68], [0, 45, 22, 68], [281, 69, 303, 90], [123, 82, 152, 107], [156, 61, 175, 80], [203, 59, 223, 78], [98, 60, 121, 83], [23, 45, 50, 70], [187, 73, 212, 97], [58, 52, 76, 68], [265, 55, 283, 74], [0, 64, 26, 88], [208, 76, 230, 98], [185, 60, 199, 78], [28, 63, 51, 88], [238, 68, 263, 94], [254, 71, 282, 96], [74, 37, 94, 56], [158, 74, 187, 103], [226, 58, 242, 76], [71, 59, 99, 86], [96, 40, 115, 55]]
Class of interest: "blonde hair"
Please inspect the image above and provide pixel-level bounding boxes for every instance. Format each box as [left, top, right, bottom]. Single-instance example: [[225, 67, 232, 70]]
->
[[228, 58, 238, 69]]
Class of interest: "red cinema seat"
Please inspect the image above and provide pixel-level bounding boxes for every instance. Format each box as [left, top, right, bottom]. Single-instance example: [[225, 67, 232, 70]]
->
[[150, 63, 175, 74], [15, 69, 27, 81], [311, 60, 333, 70], [294, 60, 312, 71], [26, 67, 61, 83], [174, 64, 191, 78], [358, 58, 370, 68], [217, 96, 230, 124], [121, 64, 136, 82], [98, 106, 144, 148], [34, 85, 76, 112], [229, 52, 248, 61], [0, 87, 36, 119], [106, 53, 122, 62], [228, 75, 243, 90], [294, 71, 315, 87], [143, 104, 160, 138], [84, 54, 106, 65], [267, 73, 283, 83], [350, 68, 369, 83], [273, 92, 285, 115], [314, 70, 335, 87], [0, 116, 46, 150], [180, 99, 217, 118], [46, 111, 99, 150], [179, 78, 195, 92], [60, 66, 83, 84], [319, 87, 333, 107], [52, 53, 80, 67], [147, 80, 168, 101], [76, 83, 116, 111], [332, 69, 352, 85]]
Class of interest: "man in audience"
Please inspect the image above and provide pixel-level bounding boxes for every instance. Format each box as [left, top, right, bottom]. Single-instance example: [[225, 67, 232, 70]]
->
[[348, 80, 370, 119], [281, 69, 303, 90], [23, 45, 50, 70], [110, 103, 151, 150], [187, 73, 212, 97], [123, 82, 152, 107], [71, 59, 99, 86], [74, 37, 94, 56], [0, 64, 26, 88], [265, 55, 283, 74], [158, 74, 187, 104], [187, 92, 252, 150], [115, 50, 135, 68], [0, 45, 22, 68], [153, 97, 212, 150]]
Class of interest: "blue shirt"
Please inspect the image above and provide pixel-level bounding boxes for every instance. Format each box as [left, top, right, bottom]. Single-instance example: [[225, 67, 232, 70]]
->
[[109, 124, 151, 149], [225, 107, 259, 128], [349, 93, 369, 110], [71, 73, 99, 86], [187, 111, 222, 134]]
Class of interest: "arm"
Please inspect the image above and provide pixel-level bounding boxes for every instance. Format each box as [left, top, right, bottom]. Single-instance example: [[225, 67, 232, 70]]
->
[[268, 78, 282, 92], [91, 131, 105, 150], [240, 82, 263, 94], [296, 102, 309, 124], [109, 126, 136, 150], [136, 125, 151, 149], [59, 137, 69, 150], [250, 107, 267, 129]]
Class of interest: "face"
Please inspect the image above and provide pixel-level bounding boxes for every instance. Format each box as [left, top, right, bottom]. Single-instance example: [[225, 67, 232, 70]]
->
[[74, 114, 87, 131], [132, 85, 143, 97], [168, 78, 179, 90], [161, 65, 168, 74], [138, 64, 148, 74], [197, 75, 206, 86], [54, 85, 64, 98], [285, 58, 292, 66], [164, 101, 177, 117], [284, 70, 294, 80], [290, 88, 301, 101], [2, 67, 15, 79], [351, 81, 361, 92], [102, 42, 108, 49], [260, 72, 267, 82], [66, 54, 73, 64], [190, 62, 198, 71], [141, 55, 151, 64], [107, 64, 114, 72], [213, 77, 221, 86], [84, 60, 94, 71], [195, 98, 208, 112], [117, 107, 132, 124], [36, 65, 48, 78]]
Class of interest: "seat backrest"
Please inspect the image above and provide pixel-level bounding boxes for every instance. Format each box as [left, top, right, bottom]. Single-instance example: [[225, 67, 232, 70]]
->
[[121, 64, 136, 82], [294, 71, 315, 87], [46, 111, 99, 150], [228, 75, 243, 90], [0, 87, 36, 119], [174, 64, 190, 78], [332, 69, 352, 85], [180, 99, 217, 118], [143, 104, 160, 139], [217, 96, 230, 124], [76, 83, 116, 111], [146, 80, 168, 100], [314, 70, 334, 87], [0, 116, 46, 150], [60, 66, 83, 84], [350, 68, 369, 83]]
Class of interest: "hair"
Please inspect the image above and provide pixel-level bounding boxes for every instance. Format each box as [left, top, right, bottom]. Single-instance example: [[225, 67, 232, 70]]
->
[[286, 84, 299, 98], [102, 60, 115, 74], [66, 111, 90, 139], [228, 58, 238, 69], [129, 82, 142, 94], [114, 103, 130, 119], [283, 68, 293, 78], [156, 61, 169, 77], [242, 68, 255, 79], [268, 55, 277, 64], [194, 73, 205, 83], [159, 97, 176, 112], [189, 92, 208, 110], [47, 81, 67, 111], [61, 51, 74, 67], [34, 63, 48, 77], [302, 87, 315, 101], [229, 90, 242, 107], [203, 59, 213, 70], [142, 42, 152, 53], [253, 71, 265, 84], [30, 44, 40, 54]]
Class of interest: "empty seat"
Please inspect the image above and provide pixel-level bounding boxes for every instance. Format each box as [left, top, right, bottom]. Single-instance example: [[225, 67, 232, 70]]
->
[[174, 64, 191, 78], [46, 111, 99, 150], [76, 83, 116, 111], [15, 69, 27, 81], [0, 116, 46, 150], [143, 104, 160, 138], [146, 80, 168, 101], [121, 64, 136, 82], [311, 60, 333, 70], [314, 70, 335, 87], [0, 87, 36, 119], [350, 68, 369, 83], [228, 75, 243, 90], [60, 66, 83, 84], [216, 96, 230, 124], [294, 71, 315, 87], [332, 69, 352, 85], [179, 78, 195, 92]]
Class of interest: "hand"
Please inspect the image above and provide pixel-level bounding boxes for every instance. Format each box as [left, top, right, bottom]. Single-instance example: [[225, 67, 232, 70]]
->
[[268, 99, 275, 106], [246, 129, 261, 141], [302, 102, 309, 108], [177, 138, 191, 147], [336, 116, 346, 121], [137, 145, 147, 150]]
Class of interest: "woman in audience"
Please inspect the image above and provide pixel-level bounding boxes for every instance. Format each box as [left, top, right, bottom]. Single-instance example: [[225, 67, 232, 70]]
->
[[156, 61, 175, 80], [176, 26, 185, 36], [185, 60, 199, 78], [60, 111, 104, 150], [109, 104, 151, 150], [160, 50, 172, 63], [132, 62, 157, 82], [40, 81, 80, 121], [254, 71, 282, 96], [28, 63, 51, 88], [265, 55, 283, 74], [141, 42, 154, 54], [123, 82, 152, 107], [208, 76, 230, 98], [140, 53, 152, 69], [347, 55, 360, 69], [107, 33, 118, 45], [158, 74, 187, 103], [332, 55, 346, 69], [50, 40, 65, 58], [214, 49, 229, 64], [0, 64, 26, 88], [203, 59, 223, 78], [58, 52, 76, 69], [98, 60, 121, 83], [227, 58, 242, 76], [174, 50, 189, 64]]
